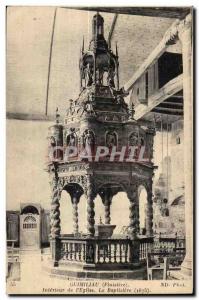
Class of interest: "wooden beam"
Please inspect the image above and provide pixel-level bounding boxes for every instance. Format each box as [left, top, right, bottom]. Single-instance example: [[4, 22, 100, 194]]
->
[[123, 18, 181, 92], [134, 74, 183, 120], [158, 102, 183, 108], [45, 7, 57, 116], [152, 108, 183, 115], [152, 106, 183, 113], [66, 7, 190, 19], [164, 97, 183, 103], [108, 14, 118, 48], [171, 94, 183, 98]]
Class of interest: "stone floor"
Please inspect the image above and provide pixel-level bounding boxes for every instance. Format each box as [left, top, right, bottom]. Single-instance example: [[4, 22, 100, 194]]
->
[[6, 248, 189, 294]]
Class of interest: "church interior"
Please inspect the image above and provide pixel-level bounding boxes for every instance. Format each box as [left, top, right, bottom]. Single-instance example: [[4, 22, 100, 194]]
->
[[6, 7, 193, 284]]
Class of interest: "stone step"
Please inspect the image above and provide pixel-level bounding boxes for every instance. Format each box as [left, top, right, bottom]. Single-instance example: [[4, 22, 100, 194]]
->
[[42, 260, 147, 280]]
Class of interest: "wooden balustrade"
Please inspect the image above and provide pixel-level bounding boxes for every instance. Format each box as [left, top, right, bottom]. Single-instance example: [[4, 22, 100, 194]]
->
[[59, 236, 156, 268], [139, 237, 153, 261], [60, 238, 132, 265], [60, 240, 87, 262], [153, 237, 185, 255], [95, 241, 130, 264], [58, 236, 184, 269]]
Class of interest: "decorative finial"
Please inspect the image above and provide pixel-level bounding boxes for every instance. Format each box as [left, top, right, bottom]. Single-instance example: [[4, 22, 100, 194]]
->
[[55, 107, 60, 124], [147, 120, 156, 135], [153, 114, 157, 129]]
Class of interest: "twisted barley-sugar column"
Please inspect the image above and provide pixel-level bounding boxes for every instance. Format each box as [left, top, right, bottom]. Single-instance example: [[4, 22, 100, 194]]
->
[[104, 199, 111, 225], [128, 186, 138, 240], [72, 196, 79, 235], [86, 179, 95, 237], [50, 178, 61, 239], [103, 192, 112, 225]]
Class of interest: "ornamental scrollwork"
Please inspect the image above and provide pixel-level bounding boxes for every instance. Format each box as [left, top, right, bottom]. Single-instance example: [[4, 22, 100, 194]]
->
[[54, 174, 97, 196]]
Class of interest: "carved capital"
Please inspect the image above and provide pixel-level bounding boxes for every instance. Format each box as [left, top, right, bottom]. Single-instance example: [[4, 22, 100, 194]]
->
[[162, 14, 192, 47], [127, 183, 138, 200], [99, 186, 118, 204], [164, 19, 180, 46], [99, 188, 113, 225]]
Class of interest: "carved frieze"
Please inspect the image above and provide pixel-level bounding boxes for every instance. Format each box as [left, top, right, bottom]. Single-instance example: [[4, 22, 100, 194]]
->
[[58, 163, 90, 173], [96, 112, 128, 123]]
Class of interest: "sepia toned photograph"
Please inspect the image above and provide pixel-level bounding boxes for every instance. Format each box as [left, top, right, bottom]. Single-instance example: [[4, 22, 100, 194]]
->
[[6, 6, 193, 295]]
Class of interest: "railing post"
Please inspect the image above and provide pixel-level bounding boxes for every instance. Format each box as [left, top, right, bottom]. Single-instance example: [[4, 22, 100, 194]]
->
[[129, 239, 140, 264], [85, 241, 95, 264]]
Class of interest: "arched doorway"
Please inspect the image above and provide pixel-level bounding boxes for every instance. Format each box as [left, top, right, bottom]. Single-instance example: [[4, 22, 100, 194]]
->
[[20, 204, 40, 250], [138, 185, 148, 235]]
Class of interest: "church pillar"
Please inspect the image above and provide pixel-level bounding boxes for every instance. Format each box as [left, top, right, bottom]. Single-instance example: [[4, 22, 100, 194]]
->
[[146, 182, 153, 237], [178, 14, 193, 277]]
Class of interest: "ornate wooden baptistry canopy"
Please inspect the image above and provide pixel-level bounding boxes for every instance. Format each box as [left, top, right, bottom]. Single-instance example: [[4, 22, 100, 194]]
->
[[46, 12, 156, 271]]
